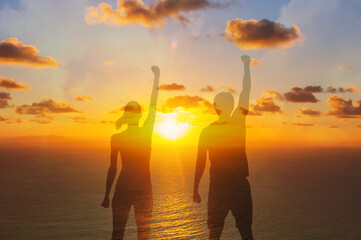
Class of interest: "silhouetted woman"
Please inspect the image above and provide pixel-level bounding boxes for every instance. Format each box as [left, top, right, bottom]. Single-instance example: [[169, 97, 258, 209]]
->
[[101, 66, 160, 240]]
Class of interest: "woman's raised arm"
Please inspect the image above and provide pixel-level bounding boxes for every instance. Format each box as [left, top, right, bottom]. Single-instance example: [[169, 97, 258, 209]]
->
[[143, 66, 160, 129]]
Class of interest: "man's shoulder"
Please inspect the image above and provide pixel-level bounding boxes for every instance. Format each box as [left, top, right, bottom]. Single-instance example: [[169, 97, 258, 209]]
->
[[200, 123, 221, 139]]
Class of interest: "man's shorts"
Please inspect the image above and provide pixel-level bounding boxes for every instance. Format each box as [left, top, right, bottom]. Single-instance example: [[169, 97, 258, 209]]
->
[[207, 178, 253, 230]]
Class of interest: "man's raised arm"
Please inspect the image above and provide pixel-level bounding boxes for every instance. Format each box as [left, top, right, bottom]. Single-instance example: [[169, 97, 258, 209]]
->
[[237, 55, 251, 114]]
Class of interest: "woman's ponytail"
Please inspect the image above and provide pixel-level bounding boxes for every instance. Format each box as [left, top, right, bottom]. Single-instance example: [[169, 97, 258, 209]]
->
[[115, 116, 125, 130], [115, 101, 142, 130]]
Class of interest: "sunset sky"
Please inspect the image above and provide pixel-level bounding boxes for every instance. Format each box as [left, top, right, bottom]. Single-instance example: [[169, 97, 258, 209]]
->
[[0, 0, 360, 146]]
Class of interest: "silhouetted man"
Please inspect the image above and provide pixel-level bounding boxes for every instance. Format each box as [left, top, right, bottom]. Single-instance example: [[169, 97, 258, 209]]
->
[[193, 55, 253, 240]]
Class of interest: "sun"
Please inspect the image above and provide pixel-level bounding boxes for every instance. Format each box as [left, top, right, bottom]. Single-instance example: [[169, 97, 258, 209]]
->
[[155, 113, 190, 140]]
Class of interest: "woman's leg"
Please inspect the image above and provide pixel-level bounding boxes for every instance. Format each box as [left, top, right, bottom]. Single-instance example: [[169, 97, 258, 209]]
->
[[134, 193, 153, 240], [112, 197, 131, 240]]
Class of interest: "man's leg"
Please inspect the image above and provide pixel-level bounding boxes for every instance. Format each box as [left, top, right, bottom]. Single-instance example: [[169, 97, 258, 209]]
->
[[208, 206, 229, 240], [208, 185, 229, 240], [238, 226, 254, 240], [230, 178, 254, 240]]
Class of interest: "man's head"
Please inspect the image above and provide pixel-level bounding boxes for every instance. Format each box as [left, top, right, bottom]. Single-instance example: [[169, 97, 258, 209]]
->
[[213, 92, 234, 117]]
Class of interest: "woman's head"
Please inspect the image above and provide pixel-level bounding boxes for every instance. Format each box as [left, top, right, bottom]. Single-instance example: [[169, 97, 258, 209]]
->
[[115, 101, 142, 130]]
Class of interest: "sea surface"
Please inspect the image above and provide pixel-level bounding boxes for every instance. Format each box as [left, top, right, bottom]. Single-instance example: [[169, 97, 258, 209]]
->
[[0, 141, 360, 240]]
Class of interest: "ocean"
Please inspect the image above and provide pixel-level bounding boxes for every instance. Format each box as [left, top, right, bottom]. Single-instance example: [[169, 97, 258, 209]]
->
[[0, 141, 360, 239]]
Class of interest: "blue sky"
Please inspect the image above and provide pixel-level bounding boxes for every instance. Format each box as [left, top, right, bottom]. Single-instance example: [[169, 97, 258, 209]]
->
[[0, 0, 20, 10]]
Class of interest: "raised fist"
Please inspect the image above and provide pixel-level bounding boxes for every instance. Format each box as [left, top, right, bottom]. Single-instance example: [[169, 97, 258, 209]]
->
[[151, 65, 160, 76], [241, 55, 251, 65]]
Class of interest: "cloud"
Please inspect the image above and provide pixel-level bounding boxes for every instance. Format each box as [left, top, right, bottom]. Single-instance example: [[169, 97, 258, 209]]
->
[[15, 99, 80, 115], [69, 116, 91, 123], [227, 85, 236, 93], [85, 0, 226, 28], [248, 90, 283, 115], [243, 109, 262, 116], [200, 85, 215, 92], [220, 82, 236, 93], [251, 95, 282, 114], [0, 115, 10, 121], [104, 60, 122, 67], [326, 86, 361, 93], [265, 85, 359, 105], [250, 58, 263, 66], [0, 38, 59, 68], [303, 86, 323, 93], [104, 60, 116, 66], [222, 18, 304, 49], [292, 123, 314, 126], [75, 95, 93, 101], [327, 125, 339, 128], [160, 95, 213, 113], [338, 65, 353, 71], [109, 108, 122, 114], [298, 108, 321, 117], [265, 89, 283, 100], [0, 92, 11, 108], [158, 83, 186, 91], [326, 95, 361, 118], [100, 120, 116, 124], [0, 76, 30, 90], [357, 125, 361, 128], [0, 115, 21, 124], [276, 85, 360, 104], [29, 115, 54, 124], [284, 86, 320, 103]]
